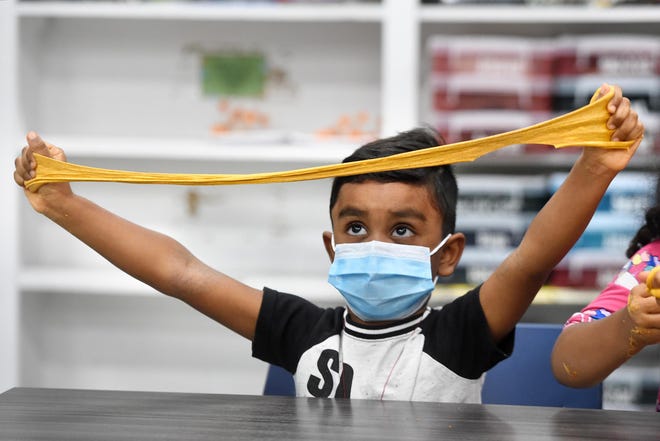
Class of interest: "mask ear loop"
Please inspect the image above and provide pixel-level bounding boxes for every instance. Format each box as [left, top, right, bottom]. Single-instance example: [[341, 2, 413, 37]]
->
[[430, 233, 452, 256], [331, 234, 336, 252], [430, 234, 452, 284]]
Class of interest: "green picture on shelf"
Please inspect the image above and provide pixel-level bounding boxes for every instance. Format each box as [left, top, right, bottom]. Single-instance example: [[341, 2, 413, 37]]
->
[[201, 52, 266, 97]]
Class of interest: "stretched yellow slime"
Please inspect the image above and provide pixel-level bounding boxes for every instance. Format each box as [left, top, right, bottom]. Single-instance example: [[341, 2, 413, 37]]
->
[[25, 88, 633, 192]]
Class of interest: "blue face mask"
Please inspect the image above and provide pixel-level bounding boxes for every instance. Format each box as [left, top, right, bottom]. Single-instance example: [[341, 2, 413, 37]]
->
[[328, 235, 451, 322]]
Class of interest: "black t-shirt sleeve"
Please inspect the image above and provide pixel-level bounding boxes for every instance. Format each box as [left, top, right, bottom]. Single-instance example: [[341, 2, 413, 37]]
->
[[422, 285, 514, 379], [252, 287, 344, 374]]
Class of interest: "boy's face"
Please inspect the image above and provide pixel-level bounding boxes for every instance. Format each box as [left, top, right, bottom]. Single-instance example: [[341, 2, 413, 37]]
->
[[323, 180, 464, 323], [330, 180, 445, 250]]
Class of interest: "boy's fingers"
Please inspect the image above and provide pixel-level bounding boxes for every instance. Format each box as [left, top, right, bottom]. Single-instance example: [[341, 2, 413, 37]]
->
[[26, 131, 49, 155], [19, 145, 29, 167], [14, 144, 35, 187], [591, 83, 608, 103], [607, 96, 631, 136], [606, 84, 623, 113], [623, 116, 645, 144], [24, 131, 57, 176], [13, 155, 26, 186], [26, 131, 66, 163], [16, 145, 36, 179], [610, 101, 638, 141]]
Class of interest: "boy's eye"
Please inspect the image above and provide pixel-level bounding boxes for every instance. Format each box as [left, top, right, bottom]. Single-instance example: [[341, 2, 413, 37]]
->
[[347, 223, 367, 236], [393, 225, 414, 238]]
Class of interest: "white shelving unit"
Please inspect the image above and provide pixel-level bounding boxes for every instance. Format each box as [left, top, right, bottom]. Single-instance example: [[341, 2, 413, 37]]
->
[[2, 1, 659, 398], [0, 0, 19, 397], [15, 1, 383, 21], [419, 5, 660, 23], [1, 0, 405, 396]]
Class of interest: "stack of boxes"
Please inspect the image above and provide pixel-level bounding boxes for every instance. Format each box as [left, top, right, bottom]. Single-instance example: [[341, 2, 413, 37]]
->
[[553, 35, 660, 155], [427, 34, 659, 155], [428, 36, 555, 156], [441, 172, 657, 289], [440, 174, 549, 286], [549, 172, 657, 289], [427, 34, 660, 289]]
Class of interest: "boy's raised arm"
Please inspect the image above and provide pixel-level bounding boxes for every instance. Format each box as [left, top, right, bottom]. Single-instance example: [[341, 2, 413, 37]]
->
[[14, 132, 263, 340], [479, 84, 645, 342]]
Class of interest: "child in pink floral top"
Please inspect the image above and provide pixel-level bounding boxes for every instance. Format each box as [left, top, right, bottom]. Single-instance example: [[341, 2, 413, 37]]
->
[[553, 204, 660, 411], [566, 242, 660, 326]]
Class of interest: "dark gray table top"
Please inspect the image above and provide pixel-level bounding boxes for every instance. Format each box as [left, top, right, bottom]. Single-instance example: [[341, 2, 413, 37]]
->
[[1, 387, 658, 440]]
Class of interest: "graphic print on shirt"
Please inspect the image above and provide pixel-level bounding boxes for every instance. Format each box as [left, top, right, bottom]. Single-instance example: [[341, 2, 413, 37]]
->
[[293, 318, 485, 402], [306, 349, 354, 398], [610, 249, 660, 296], [621, 250, 660, 278], [567, 249, 660, 326]]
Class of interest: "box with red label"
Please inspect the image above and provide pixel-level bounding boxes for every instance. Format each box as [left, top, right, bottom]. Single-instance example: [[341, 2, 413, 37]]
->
[[456, 174, 549, 214], [457, 214, 533, 249], [549, 250, 625, 290], [437, 248, 509, 286], [433, 110, 553, 153], [549, 172, 657, 215], [428, 36, 556, 78], [554, 35, 660, 77], [572, 213, 642, 251], [427, 36, 556, 112], [431, 75, 554, 112]]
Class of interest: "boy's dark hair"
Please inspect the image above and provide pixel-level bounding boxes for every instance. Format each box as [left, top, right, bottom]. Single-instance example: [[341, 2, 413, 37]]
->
[[329, 126, 458, 235], [626, 177, 660, 258]]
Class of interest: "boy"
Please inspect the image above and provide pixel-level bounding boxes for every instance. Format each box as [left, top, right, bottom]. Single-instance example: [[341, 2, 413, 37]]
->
[[14, 84, 644, 402]]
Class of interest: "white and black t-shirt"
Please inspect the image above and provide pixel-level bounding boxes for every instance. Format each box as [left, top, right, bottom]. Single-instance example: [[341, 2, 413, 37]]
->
[[252, 285, 512, 402]]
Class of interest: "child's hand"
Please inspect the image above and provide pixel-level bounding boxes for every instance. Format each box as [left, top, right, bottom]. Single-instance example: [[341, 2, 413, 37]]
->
[[13, 132, 73, 213], [581, 84, 645, 176], [626, 270, 660, 350]]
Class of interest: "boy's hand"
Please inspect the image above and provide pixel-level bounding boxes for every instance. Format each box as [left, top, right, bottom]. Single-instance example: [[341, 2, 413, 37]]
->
[[581, 83, 644, 176], [13, 132, 73, 214]]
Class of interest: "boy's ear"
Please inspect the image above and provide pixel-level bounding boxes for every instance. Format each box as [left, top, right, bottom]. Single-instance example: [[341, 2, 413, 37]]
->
[[435, 233, 465, 277], [322, 231, 335, 262]]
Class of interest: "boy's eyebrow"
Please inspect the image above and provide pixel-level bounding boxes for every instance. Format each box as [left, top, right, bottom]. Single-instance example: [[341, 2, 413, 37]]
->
[[390, 208, 427, 221], [336, 206, 427, 221], [336, 206, 366, 218]]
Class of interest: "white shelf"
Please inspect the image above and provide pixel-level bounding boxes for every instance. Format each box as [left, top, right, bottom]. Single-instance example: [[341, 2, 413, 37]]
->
[[17, 1, 383, 22], [40, 135, 660, 173], [42, 134, 358, 163], [456, 152, 660, 173], [18, 266, 598, 308], [18, 267, 344, 304], [18, 2, 660, 24], [419, 5, 660, 24], [19, 267, 156, 296], [432, 284, 598, 307]]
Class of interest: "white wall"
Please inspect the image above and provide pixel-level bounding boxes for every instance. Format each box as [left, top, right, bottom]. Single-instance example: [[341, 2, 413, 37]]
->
[[0, 0, 19, 393]]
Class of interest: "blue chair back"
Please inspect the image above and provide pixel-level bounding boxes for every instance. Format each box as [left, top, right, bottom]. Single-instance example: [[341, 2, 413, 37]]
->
[[264, 323, 602, 408], [263, 364, 295, 396], [481, 322, 602, 408]]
